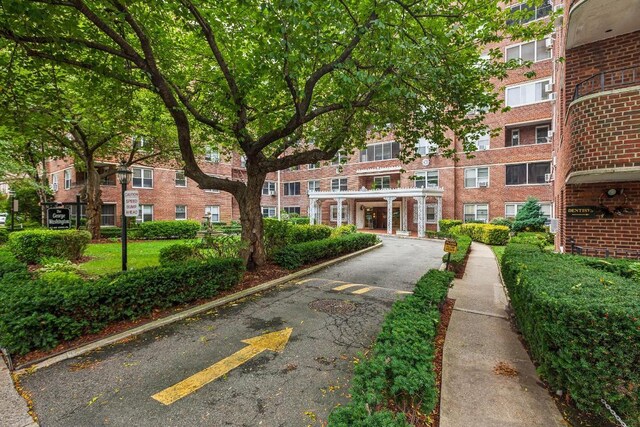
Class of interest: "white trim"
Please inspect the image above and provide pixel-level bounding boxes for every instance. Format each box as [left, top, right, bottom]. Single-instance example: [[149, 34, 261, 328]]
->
[[174, 170, 187, 188], [132, 167, 154, 189], [175, 204, 187, 220], [504, 38, 552, 64], [505, 78, 553, 108], [464, 166, 490, 188], [309, 186, 444, 200]]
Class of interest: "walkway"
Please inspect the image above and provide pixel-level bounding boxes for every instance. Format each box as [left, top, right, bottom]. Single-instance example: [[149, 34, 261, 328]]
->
[[440, 242, 564, 427]]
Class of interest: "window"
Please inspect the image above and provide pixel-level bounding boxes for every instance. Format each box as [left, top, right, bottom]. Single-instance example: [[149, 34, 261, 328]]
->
[[284, 206, 301, 215], [464, 204, 489, 223], [506, 39, 551, 63], [308, 162, 320, 169], [100, 204, 116, 226], [51, 173, 59, 192], [413, 203, 438, 224], [506, 162, 551, 185], [505, 202, 552, 219], [331, 150, 348, 165], [132, 168, 153, 188], [467, 131, 490, 151], [133, 135, 152, 151], [508, 129, 520, 147], [331, 178, 348, 192], [64, 169, 72, 190], [240, 156, 247, 168], [505, 79, 552, 107], [536, 125, 550, 144], [330, 204, 349, 222], [373, 176, 391, 189], [262, 181, 276, 196], [205, 205, 220, 222], [137, 204, 153, 222], [262, 206, 277, 218], [175, 170, 187, 187], [464, 167, 489, 188], [284, 182, 300, 196], [414, 170, 439, 188], [507, 1, 551, 25], [308, 180, 321, 193], [175, 205, 187, 220], [360, 141, 400, 162], [416, 138, 437, 156], [204, 146, 220, 162]]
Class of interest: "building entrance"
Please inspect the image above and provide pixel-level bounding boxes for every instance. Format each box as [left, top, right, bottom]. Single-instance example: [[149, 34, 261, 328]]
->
[[365, 207, 400, 229]]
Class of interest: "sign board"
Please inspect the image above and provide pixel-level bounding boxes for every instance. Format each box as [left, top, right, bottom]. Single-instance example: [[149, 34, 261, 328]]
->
[[567, 206, 597, 218], [47, 208, 71, 230], [12, 199, 18, 211], [124, 190, 140, 217], [444, 238, 458, 254]]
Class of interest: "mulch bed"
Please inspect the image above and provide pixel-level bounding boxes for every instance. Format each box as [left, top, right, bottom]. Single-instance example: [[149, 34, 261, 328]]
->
[[427, 297, 455, 427]]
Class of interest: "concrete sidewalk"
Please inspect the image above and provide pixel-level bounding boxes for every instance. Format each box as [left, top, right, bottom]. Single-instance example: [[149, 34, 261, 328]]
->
[[0, 358, 37, 427], [440, 242, 564, 427]]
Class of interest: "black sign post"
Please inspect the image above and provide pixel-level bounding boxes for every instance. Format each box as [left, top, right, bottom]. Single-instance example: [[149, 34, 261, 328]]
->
[[47, 208, 71, 230]]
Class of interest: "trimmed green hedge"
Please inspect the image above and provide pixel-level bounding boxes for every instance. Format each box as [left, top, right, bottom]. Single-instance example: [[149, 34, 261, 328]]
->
[[501, 244, 640, 423], [263, 219, 334, 258], [137, 220, 201, 239], [273, 233, 378, 269], [0, 248, 29, 281], [328, 270, 454, 426], [442, 235, 472, 274], [0, 258, 244, 355], [0, 228, 8, 244], [8, 229, 91, 264], [438, 219, 462, 233], [454, 223, 510, 245]]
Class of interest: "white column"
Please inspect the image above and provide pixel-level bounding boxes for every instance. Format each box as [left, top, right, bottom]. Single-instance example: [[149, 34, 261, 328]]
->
[[401, 197, 408, 231], [384, 196, 396, 234], [436, 197, 443, 232], [414, 196, 426, 238], [335, 198, 344, 227], [309, 199, 317, 225]]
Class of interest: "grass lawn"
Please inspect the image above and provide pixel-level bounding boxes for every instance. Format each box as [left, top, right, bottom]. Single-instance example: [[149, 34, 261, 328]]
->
[[491, 245, 505, 263], [79, 239, 195, 276]]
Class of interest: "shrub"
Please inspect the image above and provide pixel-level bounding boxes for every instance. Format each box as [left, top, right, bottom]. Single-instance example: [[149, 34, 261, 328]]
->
[[289, 224, 332, 244], [438, 219, 462, 233], [263, 218, 291, 256], [442, 235, 472, 275], [510, 232, 548, 249], [8, 229, 91, 264], [328, 270, 454, 426], [424, 230, 455, 240], [159, 243, 200, 265], [0, 228, 8, 244], [331, 224, 357, 237], [0, 248, 28, 280], [455, 223, 510, 245], [0, 258, 244, 355], [490, 217, 513, 229], [511, 198, 547, 232], [273, 233, 378, 269], [137, 220, 200, 239], [501, 244, 640, 423], [200, 234, 246, 259], [288, 217, 310, 225], [99, 227, 123, 239]]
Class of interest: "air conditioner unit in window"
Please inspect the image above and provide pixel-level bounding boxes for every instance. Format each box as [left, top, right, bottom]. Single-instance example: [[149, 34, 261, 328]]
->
[[544, 173, 552, 182], [544, 83, 554, 92], [548, 129, 555, 137], [479, 182, 488, 187], [268, 190, 276, 196], [549, 93, 557, 101], [545, 38, 553, 50], [52, 183, 58, 191], [549, 218, 559, 234]]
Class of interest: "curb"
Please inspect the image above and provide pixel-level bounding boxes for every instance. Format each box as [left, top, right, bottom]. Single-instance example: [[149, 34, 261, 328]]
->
[[14, 242, 383, 375]]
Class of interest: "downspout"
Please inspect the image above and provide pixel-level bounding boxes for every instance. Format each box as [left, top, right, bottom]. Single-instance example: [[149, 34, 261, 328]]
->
[[277, 169, 281, 220]]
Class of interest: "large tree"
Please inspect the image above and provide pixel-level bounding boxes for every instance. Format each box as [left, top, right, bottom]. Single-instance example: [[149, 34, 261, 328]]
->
[[0, 0, 550, 268]]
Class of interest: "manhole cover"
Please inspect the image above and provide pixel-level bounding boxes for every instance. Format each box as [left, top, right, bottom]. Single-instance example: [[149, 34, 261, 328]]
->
[[308, 299, 356, 315]]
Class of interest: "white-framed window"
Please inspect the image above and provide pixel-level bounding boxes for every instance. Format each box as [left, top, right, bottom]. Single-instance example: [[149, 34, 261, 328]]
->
[[101, 204, 116, 226], [508, 129, 520, 147], [132, 167, 153, 188], [506, 39, 551, 63], [51, 173, 59, 192], [505, 202, 552, 219], [175, 170, 187, 187], [205, 205, 220, 222], [506, 162, 551, 185], [331, 150, 348, 165], [507, 0, 552, 25], [262, 181, 276, 196], [284, 182, 300, 196], [330, 204, 349, 222], [464, 204, 489, 223], [414, 170, 439, 188], [240, 156, 247, 168], [505, 79, 552, 107], [360, 141, 400, 162], [133, 135, 151, 151], [331, 178, 348, 192], [308, 162, 320, 169], [308, 180, 321, 193], [536, 125, 551, 144], [467, 131, 490, 151], [373, 176, 391, 189], [204, 146, 220, 162], [175, 205, 187, 220], [262, 206, 277, 218], [413, 203, 438, 224], [416, 138, 437, 156], [63, 169, 72, 190], [284, 206, 301, 215], [137, 204, 154, 222], [464, 167, 489, 188]]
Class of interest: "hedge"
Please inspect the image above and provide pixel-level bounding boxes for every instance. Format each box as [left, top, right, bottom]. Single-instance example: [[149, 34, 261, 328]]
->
[[442, 235, 471, 274], [263, 219, 334, 257], [501, 244, 640, 424], [0, 248, 29, 281], [453, 223, 510, 245], [0, 258, 244, 355], [438, 219, 462, 233], [8, 229, 91, 264], [0, 228, 8, 244], [137, 220, 201, 239], [328, 270, 454, 426], [273, 233, 378, 269]]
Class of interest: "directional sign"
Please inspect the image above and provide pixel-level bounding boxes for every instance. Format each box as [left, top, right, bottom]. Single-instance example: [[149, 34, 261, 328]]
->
[[152, 328, 293, 405], [124, 190, 139, 217], [444, 238, 458, 253], [47, 208, 71, 230]]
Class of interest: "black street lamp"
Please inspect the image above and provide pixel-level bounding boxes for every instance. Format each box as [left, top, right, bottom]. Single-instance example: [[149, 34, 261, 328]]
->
[[8, 190, 15, 232], [116, 161, 132, 271]]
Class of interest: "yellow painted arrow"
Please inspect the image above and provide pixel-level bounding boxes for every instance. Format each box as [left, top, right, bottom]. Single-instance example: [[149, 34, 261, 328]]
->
[[152, 328, 293, 405]]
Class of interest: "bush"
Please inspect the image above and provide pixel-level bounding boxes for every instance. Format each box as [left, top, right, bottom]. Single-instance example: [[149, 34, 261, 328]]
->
[[137, 220, 200, 239], [511, 198, 547, 232], [273, 233, 378, 269], [263, 219, 333, 257], [0, 258, 244, 355], [455, 223, 510, 245], [490, 217, 513, 229], [438, 219, 462, 233], [159, 243, 200, 265], [99, 227, 123, 239], [331, 224, 357, 237], [0, 248, 28, 280], [0, 228, 8, 244], [8, 229, 91, 264], [442, 235, 471, 275], [501, 243, 640, 423], [200, 234, 246, 259], [328, 270, 454, 426], [288, 217, 310, 225], [510, 232, 548, 249], [289, 224, 332, 244]]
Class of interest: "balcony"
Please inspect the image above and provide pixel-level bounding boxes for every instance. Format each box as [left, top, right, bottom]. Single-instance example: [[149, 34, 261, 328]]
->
[[572, 66, 639, 101], [567, 0, 640, 49]]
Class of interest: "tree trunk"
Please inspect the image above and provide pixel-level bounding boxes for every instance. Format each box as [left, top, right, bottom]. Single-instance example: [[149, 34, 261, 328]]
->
[[84, 156, 103, 240], [237, 172, 267, 271]]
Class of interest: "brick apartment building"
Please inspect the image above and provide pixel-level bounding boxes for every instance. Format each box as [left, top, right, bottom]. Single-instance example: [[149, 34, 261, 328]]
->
[[46, 0, 640, 252]]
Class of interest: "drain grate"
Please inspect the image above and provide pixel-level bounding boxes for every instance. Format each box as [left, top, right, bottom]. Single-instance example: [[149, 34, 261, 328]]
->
[[308, 299, 357, 315]]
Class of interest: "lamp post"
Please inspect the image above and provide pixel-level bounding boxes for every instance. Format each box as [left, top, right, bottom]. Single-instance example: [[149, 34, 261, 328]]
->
[[116, 162, 132, 271], [8, 190, 15, 232]]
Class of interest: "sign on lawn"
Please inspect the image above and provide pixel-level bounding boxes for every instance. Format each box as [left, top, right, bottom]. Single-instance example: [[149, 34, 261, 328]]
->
[[124, 190, 140, 217], [47, 208, 71, 230], [444, 238, 458, 253]]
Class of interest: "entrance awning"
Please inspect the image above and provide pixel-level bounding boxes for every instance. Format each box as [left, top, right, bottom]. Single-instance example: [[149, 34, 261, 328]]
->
[[308, 186, 444, 200]]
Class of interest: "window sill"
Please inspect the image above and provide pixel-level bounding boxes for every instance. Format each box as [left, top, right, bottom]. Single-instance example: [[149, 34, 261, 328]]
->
[[505, 99, 553, 109], [505, 183, 551, 187]]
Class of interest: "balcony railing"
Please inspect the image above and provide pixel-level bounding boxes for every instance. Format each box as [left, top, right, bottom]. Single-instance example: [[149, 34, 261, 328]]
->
[[573, 65, 640, 101]]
